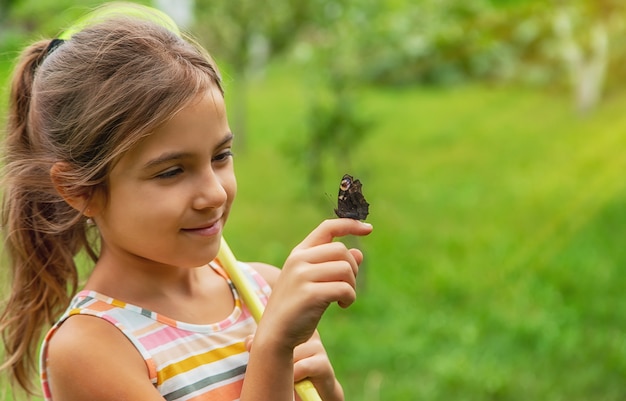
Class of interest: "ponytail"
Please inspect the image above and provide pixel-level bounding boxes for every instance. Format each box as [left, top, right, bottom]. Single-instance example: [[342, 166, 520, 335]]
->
[[6, 40, 48, 157], [0, 39, 94, 396]]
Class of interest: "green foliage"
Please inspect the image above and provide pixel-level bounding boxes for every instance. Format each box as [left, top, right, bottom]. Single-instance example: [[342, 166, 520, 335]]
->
[[282, 79, 373, 202], [3, 0, 626, 93], [0, 0, 151, 54], [318, 0, 559, 87], [192, 0, 325, 75], [191, 0, 332, 148]]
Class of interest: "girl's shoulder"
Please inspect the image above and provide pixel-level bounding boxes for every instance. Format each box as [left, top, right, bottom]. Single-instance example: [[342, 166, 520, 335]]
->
[[43, 311, 162, 400], [245, 261, 281, 287]]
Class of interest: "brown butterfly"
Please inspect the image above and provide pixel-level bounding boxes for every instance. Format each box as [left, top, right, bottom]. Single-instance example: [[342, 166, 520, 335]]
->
[[334, 174, 369, 220]]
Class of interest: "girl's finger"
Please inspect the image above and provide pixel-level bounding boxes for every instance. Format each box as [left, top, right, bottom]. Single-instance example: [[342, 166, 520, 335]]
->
[[295, 219, 372, 250], [244, 335, 254, 352]]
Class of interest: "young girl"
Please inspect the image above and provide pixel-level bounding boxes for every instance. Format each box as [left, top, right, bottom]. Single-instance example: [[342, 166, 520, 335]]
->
[[0, 4, 372, 400]]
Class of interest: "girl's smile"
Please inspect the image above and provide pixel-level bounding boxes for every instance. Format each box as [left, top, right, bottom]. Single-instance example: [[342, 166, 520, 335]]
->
[[181, 218, 223, 236]]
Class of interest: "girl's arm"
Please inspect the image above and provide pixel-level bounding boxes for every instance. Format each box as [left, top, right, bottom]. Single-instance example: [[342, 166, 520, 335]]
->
[[249, 262, 344, 401], [240, 219, 372, 401], [46, 315, 164, 401]]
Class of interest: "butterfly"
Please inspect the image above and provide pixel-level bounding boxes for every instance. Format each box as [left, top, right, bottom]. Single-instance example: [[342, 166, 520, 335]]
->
[[334, 174, 369, 220]]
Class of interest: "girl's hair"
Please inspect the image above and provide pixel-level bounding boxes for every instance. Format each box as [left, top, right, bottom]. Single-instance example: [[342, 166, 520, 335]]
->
[[0, 5, 223, 394]]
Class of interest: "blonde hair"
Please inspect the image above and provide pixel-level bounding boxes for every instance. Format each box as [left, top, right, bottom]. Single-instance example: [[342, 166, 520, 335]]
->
[[0, 5, 223, 395]]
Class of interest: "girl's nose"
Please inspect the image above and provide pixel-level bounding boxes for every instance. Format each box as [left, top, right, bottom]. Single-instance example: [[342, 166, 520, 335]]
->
[[192, 168, 228, 210]]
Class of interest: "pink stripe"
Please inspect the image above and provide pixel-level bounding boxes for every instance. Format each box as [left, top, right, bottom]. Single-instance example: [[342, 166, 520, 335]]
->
[[139, 325, 196, 350]]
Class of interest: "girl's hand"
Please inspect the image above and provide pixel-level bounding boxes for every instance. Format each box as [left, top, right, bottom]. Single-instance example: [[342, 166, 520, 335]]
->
[[255, 218, 372, 351], [245, 331, 344, 401], [293, 331, 344, 401]]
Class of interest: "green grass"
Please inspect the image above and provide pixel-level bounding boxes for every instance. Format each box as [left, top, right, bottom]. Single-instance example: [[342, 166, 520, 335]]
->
[[2, 57, 626, 400]]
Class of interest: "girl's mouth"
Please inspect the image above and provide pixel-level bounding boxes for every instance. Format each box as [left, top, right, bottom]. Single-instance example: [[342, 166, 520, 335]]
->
[[181, 219, 222, 237]]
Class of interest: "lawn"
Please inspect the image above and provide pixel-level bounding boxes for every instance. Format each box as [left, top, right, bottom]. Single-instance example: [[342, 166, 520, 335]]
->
[[1, 57, 625, 400]]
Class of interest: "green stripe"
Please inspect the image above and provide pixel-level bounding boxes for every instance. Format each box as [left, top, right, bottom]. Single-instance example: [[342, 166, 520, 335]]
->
[[162, 365, 247, 401]]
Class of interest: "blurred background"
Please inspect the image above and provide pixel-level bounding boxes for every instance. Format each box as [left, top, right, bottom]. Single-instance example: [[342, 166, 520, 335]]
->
[[1, 0, 625, 400]]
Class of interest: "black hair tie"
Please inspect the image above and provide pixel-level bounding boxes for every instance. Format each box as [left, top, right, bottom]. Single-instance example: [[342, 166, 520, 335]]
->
[[45, 38, 65, 57]]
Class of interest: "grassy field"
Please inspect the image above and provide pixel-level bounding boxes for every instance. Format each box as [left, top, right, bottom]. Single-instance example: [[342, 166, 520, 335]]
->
[[1, 57, 625, 400], [227, 66, 626, 400]]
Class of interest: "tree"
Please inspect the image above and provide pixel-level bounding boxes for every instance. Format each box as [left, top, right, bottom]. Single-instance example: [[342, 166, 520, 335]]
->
[[282, 0, 377, 200], [553, 8, 607, 114], [153, 0, 194, 29], [192, 0, 320, 149], [551, 0, 626, 113]]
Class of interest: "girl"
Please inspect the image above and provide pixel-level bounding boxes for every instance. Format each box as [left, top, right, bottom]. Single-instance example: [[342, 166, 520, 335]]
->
[[0, 3, 372, 400]]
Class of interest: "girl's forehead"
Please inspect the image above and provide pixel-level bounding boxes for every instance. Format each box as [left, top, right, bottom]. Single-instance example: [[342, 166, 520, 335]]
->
[[114, 88, 228, 169]]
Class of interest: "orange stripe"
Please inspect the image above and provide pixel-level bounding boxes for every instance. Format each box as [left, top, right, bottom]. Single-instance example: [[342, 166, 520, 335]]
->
[[156, 314, 178, 327], [74, 301, 115, 313], [134, 320, 163, 337]]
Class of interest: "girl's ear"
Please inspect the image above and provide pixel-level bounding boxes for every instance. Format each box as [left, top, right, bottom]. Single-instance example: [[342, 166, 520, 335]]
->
[[50, 162, 100, 217]]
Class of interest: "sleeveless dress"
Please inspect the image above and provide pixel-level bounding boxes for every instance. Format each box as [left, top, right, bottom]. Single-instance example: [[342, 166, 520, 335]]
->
[[40, 261, 271, 401]]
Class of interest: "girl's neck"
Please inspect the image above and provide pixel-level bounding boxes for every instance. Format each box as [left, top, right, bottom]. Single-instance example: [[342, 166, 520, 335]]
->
[[84, 254, 235, 325]]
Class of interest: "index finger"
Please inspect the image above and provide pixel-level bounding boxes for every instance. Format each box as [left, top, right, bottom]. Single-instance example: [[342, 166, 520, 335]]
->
[[296, 218, 373, 249]]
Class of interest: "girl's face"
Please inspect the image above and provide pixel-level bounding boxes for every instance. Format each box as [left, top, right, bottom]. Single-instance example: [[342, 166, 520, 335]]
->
[[92, 86, 236, 270]]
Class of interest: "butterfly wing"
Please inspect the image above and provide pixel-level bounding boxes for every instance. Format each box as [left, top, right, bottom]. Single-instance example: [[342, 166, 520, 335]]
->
[[334, 175, 369, 220]]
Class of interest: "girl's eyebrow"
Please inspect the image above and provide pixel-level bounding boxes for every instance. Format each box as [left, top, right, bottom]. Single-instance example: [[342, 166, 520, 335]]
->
[[218, 131, 234, 148], [142, 131, 234, 170], [142, 151, 191, 170]]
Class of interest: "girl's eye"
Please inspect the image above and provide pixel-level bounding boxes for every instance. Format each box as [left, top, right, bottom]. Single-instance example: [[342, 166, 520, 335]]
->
[[156, 167, 183, 179], [213, 150, 233, 163]]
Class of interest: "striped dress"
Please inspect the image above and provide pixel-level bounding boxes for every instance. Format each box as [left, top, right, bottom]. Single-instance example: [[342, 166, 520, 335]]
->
[[40, 261, 271, 401]]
